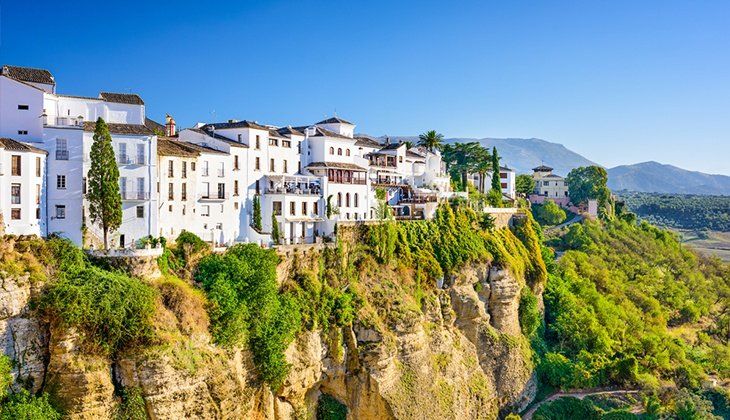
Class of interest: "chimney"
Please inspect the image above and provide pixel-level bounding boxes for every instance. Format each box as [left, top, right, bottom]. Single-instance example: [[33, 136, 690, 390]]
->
[[165, 114, 176, 137]]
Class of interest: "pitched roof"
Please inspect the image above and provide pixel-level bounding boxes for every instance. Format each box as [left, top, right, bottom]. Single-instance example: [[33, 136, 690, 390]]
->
[[157, 138, 201, 157], [354, 135, 382, 148], [83, 121, 153, 136], [306, 161, 367, 171], [406, 151, 426, 161], [309, 126, 353, 140], [380, 142, 405, 150], [1, 65, 55, 85], [277, 126, 305, 137], [532, 165, 553, 172], [0, 138, 47, 154], [202, 120, 268, 130], [99, 92, 145, 105], [188, 127, 248, 148], [316, 116, 353, 125], [145, 117, 165, 134]]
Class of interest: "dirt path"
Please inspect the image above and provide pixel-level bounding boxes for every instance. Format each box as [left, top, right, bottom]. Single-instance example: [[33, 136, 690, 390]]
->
[[521, 388, 641, 419]]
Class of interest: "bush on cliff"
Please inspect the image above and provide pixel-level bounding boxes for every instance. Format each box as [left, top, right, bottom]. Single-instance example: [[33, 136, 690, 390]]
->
[[0, 355, 60, 419]]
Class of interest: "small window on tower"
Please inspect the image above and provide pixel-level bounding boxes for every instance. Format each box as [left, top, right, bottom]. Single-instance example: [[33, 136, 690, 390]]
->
[[18, 105, 29, 110]]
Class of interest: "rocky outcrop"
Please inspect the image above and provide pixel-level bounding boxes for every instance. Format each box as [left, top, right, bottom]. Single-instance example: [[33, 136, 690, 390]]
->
[[0, 273, 48, 393]]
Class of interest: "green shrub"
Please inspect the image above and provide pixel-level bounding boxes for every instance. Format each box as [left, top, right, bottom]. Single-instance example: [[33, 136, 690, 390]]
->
[[533, 397, 600, 420], [116, 386, 146, 420], [534, 200, 567, 226], [0, 357, 11, 401], [0, 389, 61, 420], [196, 244, 301, 390], [519, 287, 540, 336], [41, 267, 157, 355], [316, 393, 347, 420]]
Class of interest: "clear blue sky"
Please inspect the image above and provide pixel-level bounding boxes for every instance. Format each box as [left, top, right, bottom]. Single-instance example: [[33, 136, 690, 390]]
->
[[2, 1, 729, 174]]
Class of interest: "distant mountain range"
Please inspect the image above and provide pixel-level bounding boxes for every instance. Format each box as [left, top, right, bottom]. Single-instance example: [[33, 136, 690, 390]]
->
[[607, 162, 730, 196], [381, 136, 730, 195]]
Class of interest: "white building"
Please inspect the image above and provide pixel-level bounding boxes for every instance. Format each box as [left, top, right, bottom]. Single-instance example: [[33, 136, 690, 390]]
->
[[0, 65, 158, 247], [470, 166, 517, 201], [530, 165, 570, 206], [0, 138, 47, 236]]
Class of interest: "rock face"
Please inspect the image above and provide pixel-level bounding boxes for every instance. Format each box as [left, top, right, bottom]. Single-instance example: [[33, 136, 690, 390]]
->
[[0, 240, 541, 419], [0, 273, 48, 393]]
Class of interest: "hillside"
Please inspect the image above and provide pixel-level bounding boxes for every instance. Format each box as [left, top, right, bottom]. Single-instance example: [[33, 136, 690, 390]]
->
[[384, 136, 597, 176], [608, 161, 730, 195]]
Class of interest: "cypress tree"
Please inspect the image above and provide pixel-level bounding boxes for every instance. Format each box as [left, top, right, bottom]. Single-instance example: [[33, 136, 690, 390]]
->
[[253, 195, 262, 230], [87, 117, 122, 249], [271, 214, 280, 244], [491, 146, 501, 192]]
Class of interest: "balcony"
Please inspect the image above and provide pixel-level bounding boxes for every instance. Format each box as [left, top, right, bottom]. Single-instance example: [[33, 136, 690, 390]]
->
[[265, 175, 323, 196], [118, 155, 146, 165], [198, 192, 229, 201], [120, 190, 149, 201], [400, 195, 438, 204], [55, 150, 69, 160], [43, 116, 84, 128]]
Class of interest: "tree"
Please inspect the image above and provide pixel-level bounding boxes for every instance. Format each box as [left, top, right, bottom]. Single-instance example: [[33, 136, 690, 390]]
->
[[252, 195, 262, 230], [441, 142, 482, 190], [473, 146, 492, 192], [535, 200, 567, 225], [87, 117, 122, 249], [490, 146, 501, 192], [516, 174, 536, 196], [271, 214, 280, 245], [566, 166, 610, 206], [418, 130, 444, 152]]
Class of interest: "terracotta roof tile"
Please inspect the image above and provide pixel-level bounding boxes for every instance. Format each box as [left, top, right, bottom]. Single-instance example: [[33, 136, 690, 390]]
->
[[0, 138, 47, 154], [99, 92, 145, 105], [1, 65, 55, 85], [83, 121, 153, 136]]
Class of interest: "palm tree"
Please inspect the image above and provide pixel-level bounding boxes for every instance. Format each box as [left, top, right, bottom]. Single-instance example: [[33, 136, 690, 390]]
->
[[418, 130, 444, 152]]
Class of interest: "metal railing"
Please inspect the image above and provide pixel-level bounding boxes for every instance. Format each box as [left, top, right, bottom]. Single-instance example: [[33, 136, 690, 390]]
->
[[120, 190, 149, 200], [43, 116, 84, 127], [198, 192, 229, 200], [118, 155, 146, 165]]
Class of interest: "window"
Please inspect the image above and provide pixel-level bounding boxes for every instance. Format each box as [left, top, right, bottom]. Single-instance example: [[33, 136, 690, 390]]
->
[[273, 201, 282, 216], [17, 130, 28, 135], [345, 193, 350, 207], [255, 135, 261, 149], [269, 138, 278, 146], [234, 155, 239, 170], [302, 202, 308, 215], [11, 209, 21, 220], [36, 208, 41, 219], [313, 202, 319, 216], [354, 193, 359, 207], [283, 160, 288, 173], [136, 144, 145, 164], [119, 143, 128, 163], [255, 180, 260, 194], [255, 157, 260, 170], [191, 162, 196, 171], [290, 201, 296, 215], [337, 193, 342, 207], [57, 175, 66, 189], [282, 140, 291, 148], [203, 161, 209, 176], [11, 155, 21, 176], [237, 134, 242, 142], [36, 184, 41, 204], [182, 161, 187, 178], [298, 162, 301, 173], [217, 183, 226, 199], [399, 156, 403, 163], [18, 105, 29, 110], [137, 178, 145, 199], [136, 206, 144, 218], [55, 205, 66, 219], [56, 139, 68, 160], [11, 184, 21, 204], [329, 147, 334, 155], [35, 157, 41, 176], [169, 205, 173, 212], [201, 205, 210, 216], [346, 149, 350, 156], [269, 158, 275, 172], [183, 205, 187, 215], [234, 180, 239, 196], [168, 160, 174, 177], [168, 183, 174, 200], [337, 148, 342, 155], [202, 182, 210, 198], [182, 183, 187, 201]]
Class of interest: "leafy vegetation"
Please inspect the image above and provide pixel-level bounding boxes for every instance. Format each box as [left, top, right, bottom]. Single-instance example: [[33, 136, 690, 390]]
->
[[537, 218, 729, 392], [516, 174, 536, 196], [567, 166, 612, 216], [616, 191, 730, 231], [534, 200, 567, 226], [316, 393, 347, 420], [87, 117, 122, 249], [0, 355, 60, 419]]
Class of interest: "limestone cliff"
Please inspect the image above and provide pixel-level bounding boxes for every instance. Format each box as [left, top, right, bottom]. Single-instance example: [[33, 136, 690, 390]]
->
[[0, 230, 542, 419]]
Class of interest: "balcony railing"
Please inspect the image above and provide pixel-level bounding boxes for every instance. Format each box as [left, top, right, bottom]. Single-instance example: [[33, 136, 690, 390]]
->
[[118, 155, 146, 165], [400, 195, 438, 204], [44, 116, 84, 127], [198, 192, 229, 201], [120, 190, 149, 200], [55, 150, 69, 160]]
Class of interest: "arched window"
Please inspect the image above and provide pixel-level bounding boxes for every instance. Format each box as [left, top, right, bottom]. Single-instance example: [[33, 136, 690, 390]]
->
[[346, 149, 350, 156], [337, 193, 342, 207], [337, 148, 342, 156], [345, 193, 350, 207], [354, 193, 359, 207], [329, 147, 334, 155]]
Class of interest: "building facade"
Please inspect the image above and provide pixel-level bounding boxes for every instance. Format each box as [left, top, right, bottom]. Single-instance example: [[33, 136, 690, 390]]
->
[[0, 138, 47, 236]]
